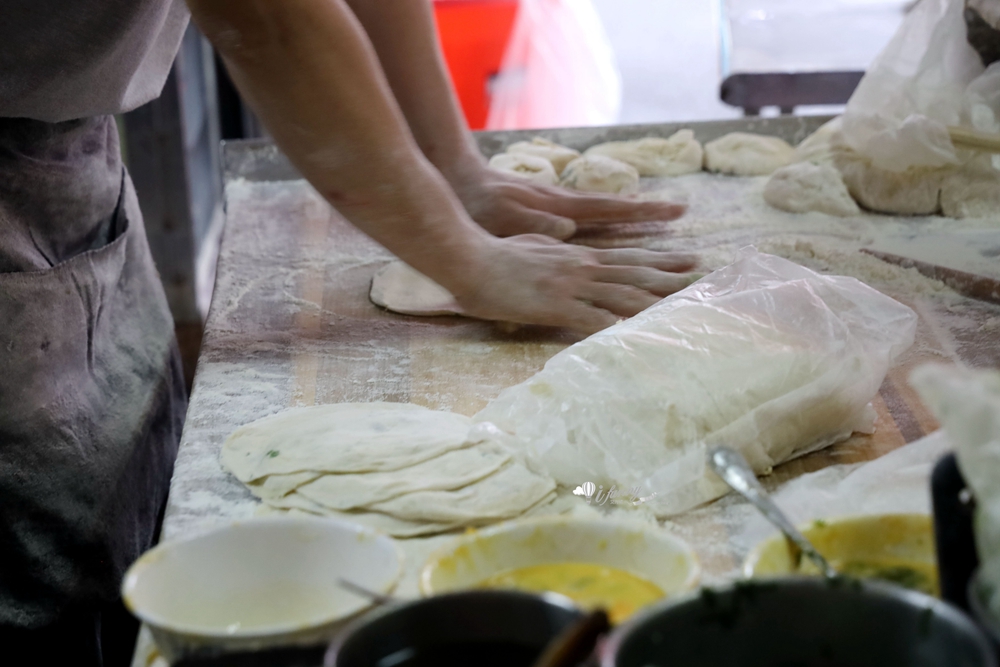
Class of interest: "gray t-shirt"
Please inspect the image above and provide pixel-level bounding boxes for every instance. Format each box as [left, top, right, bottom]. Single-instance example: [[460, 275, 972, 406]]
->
[[0, 0, 189, 122]]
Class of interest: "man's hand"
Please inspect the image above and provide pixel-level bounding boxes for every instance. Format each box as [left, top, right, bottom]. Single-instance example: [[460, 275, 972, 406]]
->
[[445, 161, 688, 240], [455, 234, 698, 334], [191, 0, 699, 335]]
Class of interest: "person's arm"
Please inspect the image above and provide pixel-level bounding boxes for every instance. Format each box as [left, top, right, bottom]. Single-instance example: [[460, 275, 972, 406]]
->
[[188, 0, 484, 291], [344, 0, 687, 239], [187, 0, 696, 333]]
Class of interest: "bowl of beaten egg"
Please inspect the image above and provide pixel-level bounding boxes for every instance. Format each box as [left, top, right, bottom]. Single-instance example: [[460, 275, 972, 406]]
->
[[122, 516, 403, 661], [743, 514, 938, 595], [419, 516, 700, 624]]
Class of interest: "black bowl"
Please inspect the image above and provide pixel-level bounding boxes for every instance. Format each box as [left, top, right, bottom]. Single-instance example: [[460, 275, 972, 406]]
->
[[325, 590, 584, 667], [602, 577, 996, 667]]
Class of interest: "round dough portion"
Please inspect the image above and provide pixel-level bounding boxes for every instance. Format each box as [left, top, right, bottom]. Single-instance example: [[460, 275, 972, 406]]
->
[[764, 162, 860, 217], [560, 155, 640, 195], [704, 132, 796, 176], [833, 145, 946, 216], [488, 153, 559, 186], [584, 130, 704, 177], [505, 137, 580, 175], [370, 260, 461, 317], [940, 156, 1000, 219]]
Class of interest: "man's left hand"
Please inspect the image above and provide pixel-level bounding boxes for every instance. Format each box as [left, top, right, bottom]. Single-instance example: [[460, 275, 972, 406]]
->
[[446, 161, 688, 240]]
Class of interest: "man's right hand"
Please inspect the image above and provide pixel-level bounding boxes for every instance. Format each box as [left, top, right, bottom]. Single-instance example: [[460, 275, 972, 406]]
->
[[453, 234, 699, 334]]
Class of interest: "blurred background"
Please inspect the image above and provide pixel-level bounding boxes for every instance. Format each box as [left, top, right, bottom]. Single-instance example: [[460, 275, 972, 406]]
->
[[123, 0, 912, 385]]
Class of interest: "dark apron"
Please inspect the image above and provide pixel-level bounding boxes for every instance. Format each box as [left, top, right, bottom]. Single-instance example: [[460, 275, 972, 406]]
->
[[0, 116, 186, 630]]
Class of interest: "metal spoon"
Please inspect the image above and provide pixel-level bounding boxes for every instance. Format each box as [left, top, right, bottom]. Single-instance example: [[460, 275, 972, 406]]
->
[[708, 445, 837, 579], [337, 577, 398, 605]]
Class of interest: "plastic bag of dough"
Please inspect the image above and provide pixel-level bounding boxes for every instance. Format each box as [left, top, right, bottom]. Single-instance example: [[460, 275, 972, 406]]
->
[[474, 248, 917, 517], [486, 0, 621, 130], [910, 364, 1000, 621], [840, 0, 989, 172]]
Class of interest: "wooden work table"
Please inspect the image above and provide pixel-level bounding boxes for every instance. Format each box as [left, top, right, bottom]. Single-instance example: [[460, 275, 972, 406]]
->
[[135, 117, 1000, 665]]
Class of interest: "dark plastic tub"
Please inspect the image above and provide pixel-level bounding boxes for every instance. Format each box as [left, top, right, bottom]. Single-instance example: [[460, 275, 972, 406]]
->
[[602, 577, 996, 667]]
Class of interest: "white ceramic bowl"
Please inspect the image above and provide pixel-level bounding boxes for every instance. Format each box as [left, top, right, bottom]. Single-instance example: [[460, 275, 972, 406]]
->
[[122, 516, 403, 661], [419, 516, 700, 618]]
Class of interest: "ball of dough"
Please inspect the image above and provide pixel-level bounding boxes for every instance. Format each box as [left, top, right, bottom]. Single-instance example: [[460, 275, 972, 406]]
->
[[370, 261, 461, 317], [763, 162, 861, 217], [940, 156, 1000, 219], [704, 132, 796, 176], [505, 137, 581, 175], [559, 155, 640, 195], [488, 153, 559, 186], [833, 145, 946, 216], [583, 130, 704, 177]]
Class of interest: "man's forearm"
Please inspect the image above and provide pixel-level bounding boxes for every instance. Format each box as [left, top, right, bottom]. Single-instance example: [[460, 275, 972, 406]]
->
[[344, 0, 483, 179], [187, 0, 488, 293]]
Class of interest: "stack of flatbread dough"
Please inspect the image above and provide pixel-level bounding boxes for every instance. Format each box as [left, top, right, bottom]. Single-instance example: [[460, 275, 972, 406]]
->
[[221, 402, 557, 537]]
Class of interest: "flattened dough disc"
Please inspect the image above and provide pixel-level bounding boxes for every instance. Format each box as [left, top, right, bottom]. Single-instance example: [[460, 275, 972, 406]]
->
[[370, 260, 463, 317], [297, 442, 513, 511], [221, 402, 478, 482]]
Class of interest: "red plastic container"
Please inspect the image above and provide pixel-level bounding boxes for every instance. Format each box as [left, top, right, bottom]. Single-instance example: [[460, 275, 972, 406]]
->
[[433, 0, 520, 129]]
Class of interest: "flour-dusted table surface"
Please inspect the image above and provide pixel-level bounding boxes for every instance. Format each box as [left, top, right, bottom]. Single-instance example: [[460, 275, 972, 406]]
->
[[135, 117, 1000, 665]]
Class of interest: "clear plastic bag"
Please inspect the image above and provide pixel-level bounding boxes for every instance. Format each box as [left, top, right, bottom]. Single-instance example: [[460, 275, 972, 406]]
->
[[485, 0, 621, 130], [841, 0, 991, 171], [474, 248, 917, 517]]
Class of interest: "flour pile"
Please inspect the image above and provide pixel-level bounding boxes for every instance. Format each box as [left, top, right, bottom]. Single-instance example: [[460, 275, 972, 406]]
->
[[221, 402, 556, 537], [475, 248, 918, 517]]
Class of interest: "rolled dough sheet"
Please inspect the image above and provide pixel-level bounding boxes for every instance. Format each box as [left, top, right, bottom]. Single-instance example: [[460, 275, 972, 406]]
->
[[221, 402, 479, 482], [258, 501, 463, 538], [257, 488, 568, 538], [247, 472, 322, 500], [370, 260, 462, 317], [296, 441, 513, 511], [366, 461, 556, 523]]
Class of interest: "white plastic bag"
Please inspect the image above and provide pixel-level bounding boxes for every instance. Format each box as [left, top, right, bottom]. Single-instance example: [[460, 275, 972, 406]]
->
[[486, 0, 621, 130], [475, 248, 917, 517], [841, 0, 990, 171], [910, 364, 1000, 621]]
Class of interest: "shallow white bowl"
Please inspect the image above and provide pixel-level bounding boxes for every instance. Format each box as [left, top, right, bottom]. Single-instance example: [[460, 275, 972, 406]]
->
[[420, 516, 700, 612], [122, 516, 403, 661]]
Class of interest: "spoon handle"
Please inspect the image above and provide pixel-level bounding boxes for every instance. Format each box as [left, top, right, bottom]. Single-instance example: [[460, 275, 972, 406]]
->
[[337, 577, 397, 605], [708, 446, 837, 579]]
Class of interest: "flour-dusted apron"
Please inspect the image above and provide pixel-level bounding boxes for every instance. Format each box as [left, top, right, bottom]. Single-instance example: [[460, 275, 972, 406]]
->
[[0, 116, 186, 629]]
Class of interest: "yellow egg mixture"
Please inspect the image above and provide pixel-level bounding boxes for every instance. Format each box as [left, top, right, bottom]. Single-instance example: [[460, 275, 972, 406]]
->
[[476, 562, 665, 624]]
